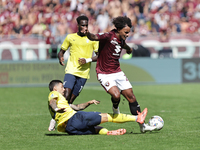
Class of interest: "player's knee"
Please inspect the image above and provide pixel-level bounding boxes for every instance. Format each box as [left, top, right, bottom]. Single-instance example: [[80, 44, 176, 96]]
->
[[112, 93, 120, 101]]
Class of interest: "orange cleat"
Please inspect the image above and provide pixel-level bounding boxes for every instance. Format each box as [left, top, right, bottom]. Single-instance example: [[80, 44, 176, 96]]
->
[[136, 108, 148, 124]]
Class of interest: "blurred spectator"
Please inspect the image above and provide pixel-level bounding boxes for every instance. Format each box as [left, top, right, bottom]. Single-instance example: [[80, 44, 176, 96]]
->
[[194, 3, 200, 19], [138, 19, 149, 36], [31, 16, 47, 36], [11, 18, 23, 37], [107, 0, 122, 18], [56, 16, 69, 43], [96, 8, 110, 32], [0, 25, 3, 37]]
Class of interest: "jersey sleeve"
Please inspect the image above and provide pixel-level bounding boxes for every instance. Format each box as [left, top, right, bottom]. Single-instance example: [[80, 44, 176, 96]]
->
[[61, 35, 70, 51], [96, 32, 111, 41], [93, 41, 99, 53], [48, 91, 58, 102]]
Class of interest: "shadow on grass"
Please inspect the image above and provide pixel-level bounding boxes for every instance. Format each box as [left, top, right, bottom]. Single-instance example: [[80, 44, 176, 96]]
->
[[45, 133, 70, 136], [128, 131, 161, 135], [45, 131, 160, 136]]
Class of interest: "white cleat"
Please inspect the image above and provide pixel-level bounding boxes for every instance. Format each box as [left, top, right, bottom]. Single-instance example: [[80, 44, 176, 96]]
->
[[113, 107, 120, 114], [48, 119, 56, 131], [139, 123, 157, 133]]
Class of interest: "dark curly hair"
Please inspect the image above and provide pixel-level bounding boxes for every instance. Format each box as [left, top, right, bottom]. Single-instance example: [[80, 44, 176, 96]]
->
[[112, 16, 132, 30], [76, 15, 89, 24]]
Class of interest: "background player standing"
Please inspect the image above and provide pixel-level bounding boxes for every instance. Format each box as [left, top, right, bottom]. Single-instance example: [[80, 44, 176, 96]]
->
[[48, 15, 98, 131]]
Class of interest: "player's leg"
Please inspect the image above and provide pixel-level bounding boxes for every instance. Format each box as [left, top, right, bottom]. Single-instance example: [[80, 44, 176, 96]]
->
[[64, 88, 72, 102], [117, 72, 156, 132], [97, 73, 120, 114], [108, 86, 121, 114], [121, 88, 141, 115], [100, 107, 147, 124], [115, 71, 140, 115], [63, 73, 76, 103], [68, 76, 87, 104], [121, 89, 156, 132], [95, 126, 126, 135]]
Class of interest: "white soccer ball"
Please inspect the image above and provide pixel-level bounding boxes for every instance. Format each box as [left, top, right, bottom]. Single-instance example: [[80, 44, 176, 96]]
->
[[148, 115, 164, 130]]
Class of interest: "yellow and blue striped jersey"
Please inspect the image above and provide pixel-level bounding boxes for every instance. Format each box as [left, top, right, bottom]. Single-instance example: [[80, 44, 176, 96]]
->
[[61, 33, 98, 79], [48, 91, 76, 132]]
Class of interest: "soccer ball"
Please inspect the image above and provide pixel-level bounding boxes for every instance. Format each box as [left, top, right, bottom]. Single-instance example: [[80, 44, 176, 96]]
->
[[148, 115, 164, 130]]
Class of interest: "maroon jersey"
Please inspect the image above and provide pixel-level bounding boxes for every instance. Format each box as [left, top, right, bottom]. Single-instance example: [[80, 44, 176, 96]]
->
[[96, 29, 125, 74]]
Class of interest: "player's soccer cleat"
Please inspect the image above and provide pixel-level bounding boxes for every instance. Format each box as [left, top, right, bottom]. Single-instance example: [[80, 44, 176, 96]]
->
[[136, 108, 148, 124], [107, 129, 126, 135], [112, 107, 120, 114], [48, 119, 56, 131], [139, 123, 157, 133]]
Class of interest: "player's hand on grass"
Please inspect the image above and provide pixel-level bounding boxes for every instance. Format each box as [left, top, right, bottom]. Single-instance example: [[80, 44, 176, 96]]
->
[[78, 58, 86, 65], [88, 100, 100, 105]]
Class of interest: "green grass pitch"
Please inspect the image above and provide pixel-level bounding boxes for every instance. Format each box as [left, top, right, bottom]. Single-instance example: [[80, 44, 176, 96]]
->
[[0, 83, 200, 150]]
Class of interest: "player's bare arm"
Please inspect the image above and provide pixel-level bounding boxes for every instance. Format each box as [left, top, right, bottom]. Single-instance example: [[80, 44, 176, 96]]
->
[[58, 49, 66, 66], [70, 100, 100, 111], [86, 32, 98, 41], [123, 43, 132, 54], [49, 98, 66, 113]]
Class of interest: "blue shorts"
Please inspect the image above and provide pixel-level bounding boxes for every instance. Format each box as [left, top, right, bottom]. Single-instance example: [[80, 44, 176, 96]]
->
[[63, 74, 87, 96], [65, 111, 101, 135]]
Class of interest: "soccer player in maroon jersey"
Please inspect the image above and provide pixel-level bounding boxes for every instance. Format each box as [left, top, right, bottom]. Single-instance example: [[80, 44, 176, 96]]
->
[[86, 16, 156, 133]]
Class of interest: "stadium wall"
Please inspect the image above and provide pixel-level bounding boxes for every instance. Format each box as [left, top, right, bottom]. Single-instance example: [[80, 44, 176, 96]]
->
[[0, 58, 199, 87]]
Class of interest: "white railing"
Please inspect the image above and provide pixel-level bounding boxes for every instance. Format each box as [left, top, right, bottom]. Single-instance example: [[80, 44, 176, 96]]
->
[[0, 39, 200, 60]]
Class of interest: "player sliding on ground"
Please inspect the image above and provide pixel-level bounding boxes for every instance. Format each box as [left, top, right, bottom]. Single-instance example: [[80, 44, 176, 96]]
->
[[48, 80, 153, 135]]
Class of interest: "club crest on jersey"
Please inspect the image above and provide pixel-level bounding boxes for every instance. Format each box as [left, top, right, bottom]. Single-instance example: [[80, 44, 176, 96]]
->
[[51, 93, 54, 98], [105, 81, 110, 87]]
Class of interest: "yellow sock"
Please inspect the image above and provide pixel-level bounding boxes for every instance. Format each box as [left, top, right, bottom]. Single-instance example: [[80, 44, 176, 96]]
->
[[99, 128, 109, 135], [107, 113, 137, 123]]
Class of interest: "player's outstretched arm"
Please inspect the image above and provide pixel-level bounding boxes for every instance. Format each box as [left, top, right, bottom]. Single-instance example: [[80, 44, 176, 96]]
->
[[58, 49, 66, 66], [70, 100, 100, 111], [86, 31, 98, 41]]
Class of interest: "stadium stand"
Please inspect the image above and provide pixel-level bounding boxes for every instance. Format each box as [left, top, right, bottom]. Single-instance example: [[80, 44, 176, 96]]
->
[[0, 0, 199, 58]]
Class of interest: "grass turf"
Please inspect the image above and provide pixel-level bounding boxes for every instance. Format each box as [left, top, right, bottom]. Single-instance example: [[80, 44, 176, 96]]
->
[[0, 83, 200, 150]]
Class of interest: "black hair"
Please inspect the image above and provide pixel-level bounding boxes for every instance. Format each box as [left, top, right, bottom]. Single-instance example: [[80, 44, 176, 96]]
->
[[112, 16, 132, 30], [76, 15, 89, 24], [49, 80, 62, 91]]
